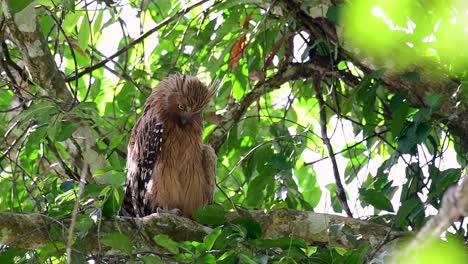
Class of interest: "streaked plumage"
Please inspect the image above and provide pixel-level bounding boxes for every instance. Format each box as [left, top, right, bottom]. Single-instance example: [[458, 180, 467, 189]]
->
[[120, 74, 217, 217]]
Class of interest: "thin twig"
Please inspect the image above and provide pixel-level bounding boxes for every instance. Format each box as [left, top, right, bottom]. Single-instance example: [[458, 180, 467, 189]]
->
[[66, 0, 212, 81], [313, 78, 353, 217], [66, 138, 90, 263]]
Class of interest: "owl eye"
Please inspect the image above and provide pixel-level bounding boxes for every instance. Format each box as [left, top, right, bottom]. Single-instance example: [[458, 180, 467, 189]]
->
[[178, 104, 185, 110]]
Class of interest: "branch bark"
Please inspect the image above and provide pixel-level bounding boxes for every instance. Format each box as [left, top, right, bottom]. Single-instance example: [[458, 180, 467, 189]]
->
[[1, 1, 73, 107], [313, 78, 353, 217], [0, 210, 404, 256]]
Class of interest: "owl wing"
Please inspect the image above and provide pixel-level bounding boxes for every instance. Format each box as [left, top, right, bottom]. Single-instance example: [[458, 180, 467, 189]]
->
[[120, 117, 163, 217], [201, 144, 217, 204]]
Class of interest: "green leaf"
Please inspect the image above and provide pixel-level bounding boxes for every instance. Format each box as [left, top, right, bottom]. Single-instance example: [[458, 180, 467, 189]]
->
[[425, 93, 446, 111], [389, 93, 410, 137], [7, 0, 34, 14], [0, 90, 13, 109], [341, 143, 366, 158], [141, 255, 165, 264], [217, 250, 237, 264], [194, 254, 216, 264], [193, 204, 225, 225], [251, 237, 307, 250], [153, 234, 179, 255], [101, 233, 133, 254], [396, 198, 421, 227], [402, 71, 420, 82], [326, 6, 340, 24], [342, 243, 371, 264], [62, 0, 75, 12], [326, 183, 344, 213], [109, 134, 125, 149], [93, 10, 104, 36], [360, 189, 394, 212], [78, 15, 90, 52], [203, 227, 222, 250], [102, 188, 122, 218], [116, 83, 135, 112], [237, 253, 258, 264], [0, 248, 27, 264], [230, 216, 262, 239], [54, 122, 79, 142], [60, 180, 75, 192], [75, 215, 94, 233], [82, 184, 104, 198]]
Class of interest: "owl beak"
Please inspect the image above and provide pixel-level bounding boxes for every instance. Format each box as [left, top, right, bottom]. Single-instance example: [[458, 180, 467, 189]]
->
[[180, 115, 190, 125], [179, 112, 193, 126]]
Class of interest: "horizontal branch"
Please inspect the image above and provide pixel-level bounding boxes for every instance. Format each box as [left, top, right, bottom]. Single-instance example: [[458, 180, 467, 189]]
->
[[0, 210, 404, 257]]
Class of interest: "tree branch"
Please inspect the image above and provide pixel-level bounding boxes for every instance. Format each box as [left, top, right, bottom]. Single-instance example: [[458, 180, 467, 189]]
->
[[1, 1, 73, 107], [207, 62, 358, 152], [408, 168, 468, 249], [66, 0, 212, 81], [282, 0, 468, 150], [0, 210, 403, 256], [313, 78, 353, 217]]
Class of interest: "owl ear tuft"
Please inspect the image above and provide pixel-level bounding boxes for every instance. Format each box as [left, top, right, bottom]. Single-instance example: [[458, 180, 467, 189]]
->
[[207, 77, 221, 99]]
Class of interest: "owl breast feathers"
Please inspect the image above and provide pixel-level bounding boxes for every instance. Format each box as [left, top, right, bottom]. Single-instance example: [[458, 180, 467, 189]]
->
[[120, 74, 218, 218]]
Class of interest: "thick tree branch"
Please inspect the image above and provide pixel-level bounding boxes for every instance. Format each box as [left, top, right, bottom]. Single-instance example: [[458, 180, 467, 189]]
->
[[408, 168, 468, 248], [0, 210, 403, 257], [1, 1, 73, 107]]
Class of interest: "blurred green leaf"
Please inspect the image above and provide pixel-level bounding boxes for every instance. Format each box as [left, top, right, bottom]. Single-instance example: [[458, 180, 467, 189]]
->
[[141, 255, 165, 264], [193, 204, 226, 225], [251, 237, 307, 250], [402, 72, 420, 82], [102, 233, 133, 254], [360, 189, 394, 212], [78, 16, 90, 52], [154, 234, 179, 255], [230, 216, 262, 239], [7, 0, 34, 14], [204, 227, 222, 250]]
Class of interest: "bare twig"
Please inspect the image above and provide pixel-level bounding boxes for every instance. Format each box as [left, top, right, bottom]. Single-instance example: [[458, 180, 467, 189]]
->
[[66, 138, 90, 263], [313, 78, 353, 217]]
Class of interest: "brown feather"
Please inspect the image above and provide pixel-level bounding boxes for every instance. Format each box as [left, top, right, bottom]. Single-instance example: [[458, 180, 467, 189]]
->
[[120, 74, 217, 218]]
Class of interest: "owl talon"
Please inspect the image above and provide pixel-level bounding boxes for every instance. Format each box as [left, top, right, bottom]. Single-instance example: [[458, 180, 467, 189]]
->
[[169, 208, 182, 216], [155, 207, 182, 216]]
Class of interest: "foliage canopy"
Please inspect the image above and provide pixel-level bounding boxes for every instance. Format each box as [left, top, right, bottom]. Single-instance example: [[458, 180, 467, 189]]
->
[[0, 0, 467, 263]]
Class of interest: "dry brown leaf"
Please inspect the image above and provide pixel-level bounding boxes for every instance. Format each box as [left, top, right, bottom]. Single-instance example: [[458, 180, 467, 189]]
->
[[229, 34, 246, 70], [229, 14, 253, 71]]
